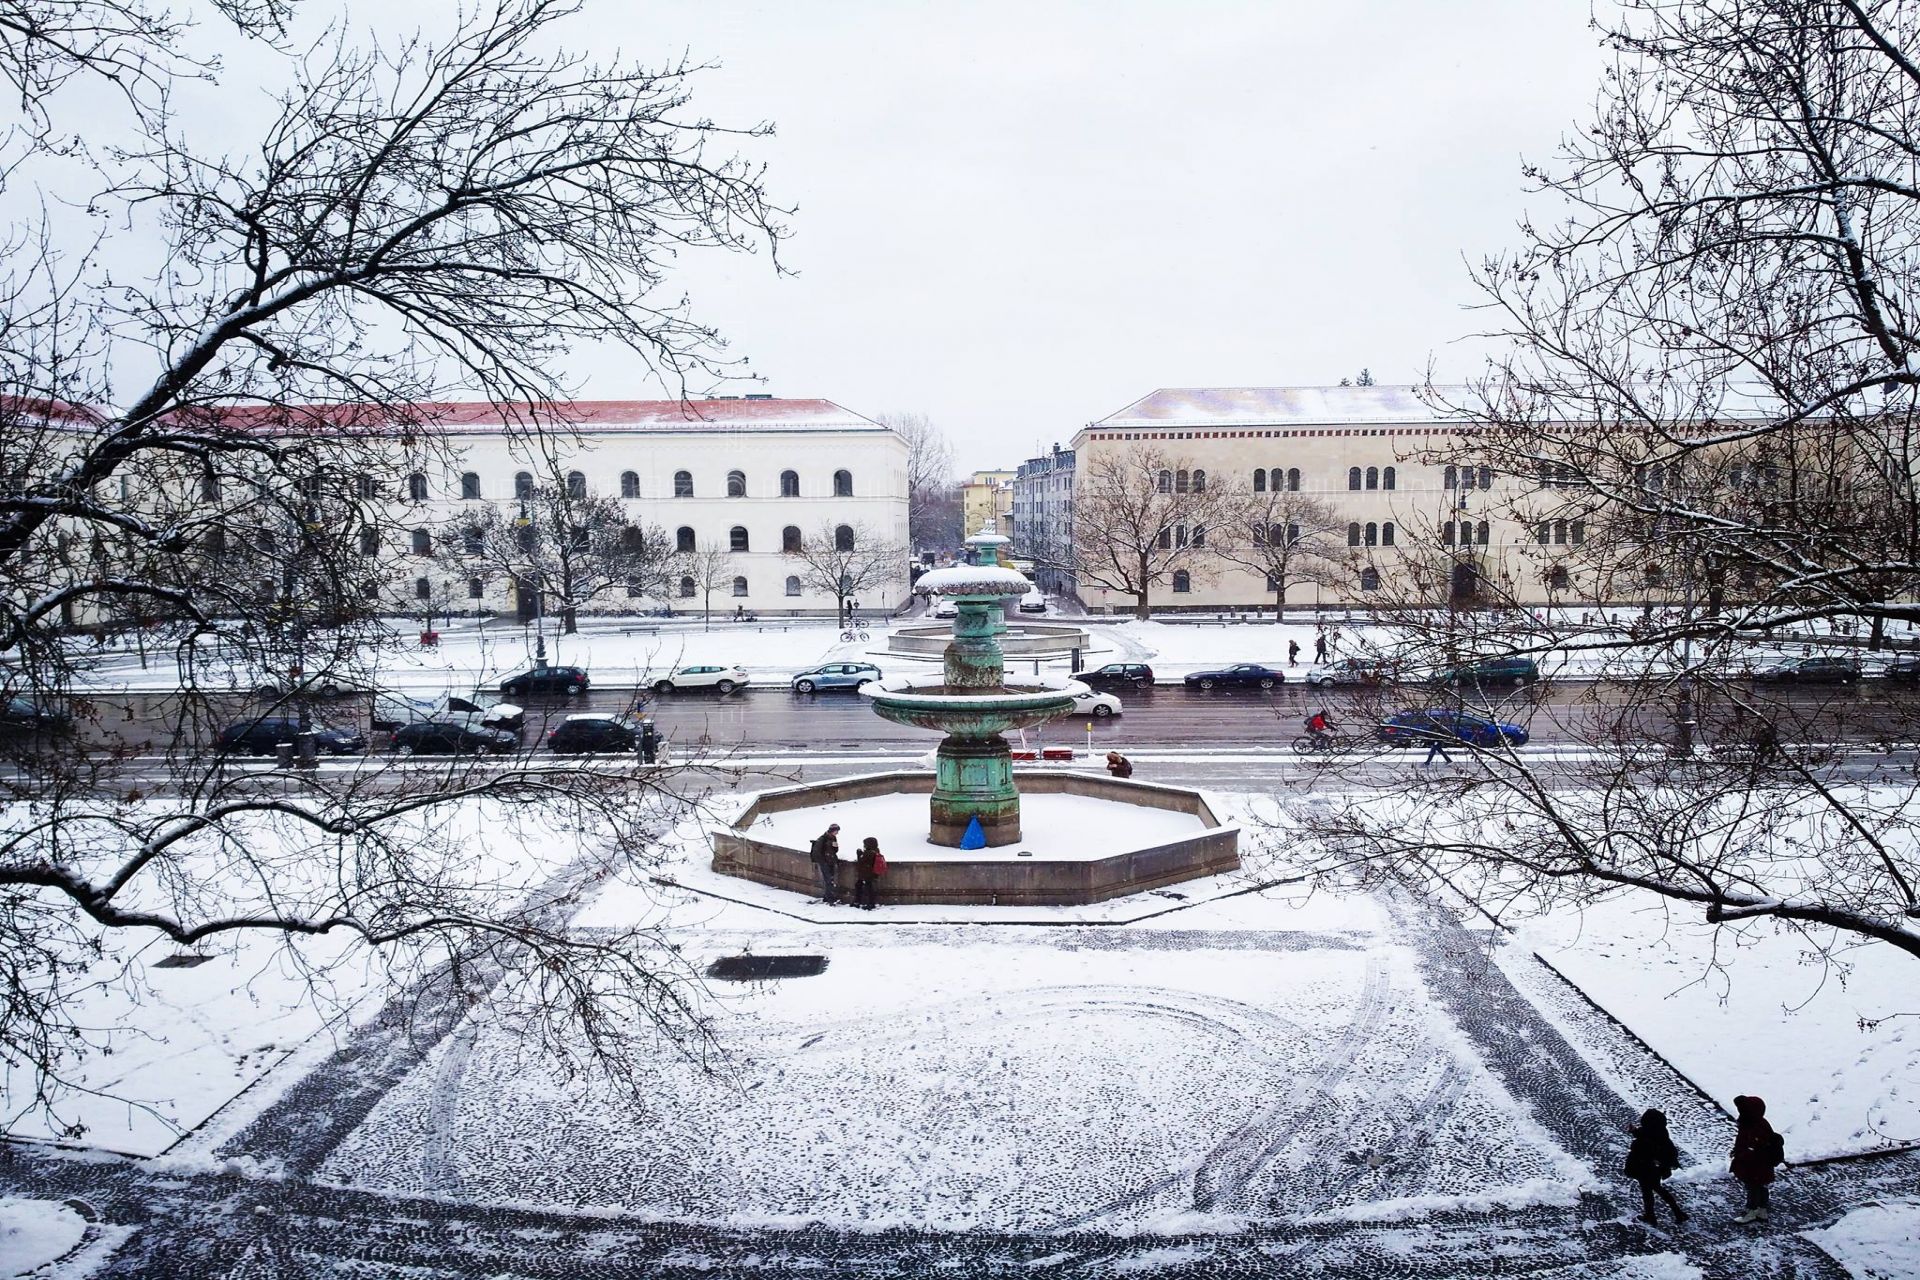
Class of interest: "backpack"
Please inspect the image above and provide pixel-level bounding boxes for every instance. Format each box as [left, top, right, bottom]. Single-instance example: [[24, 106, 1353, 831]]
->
[[1766, 1131, 1785, 1167], [871, 851, 887, 876]]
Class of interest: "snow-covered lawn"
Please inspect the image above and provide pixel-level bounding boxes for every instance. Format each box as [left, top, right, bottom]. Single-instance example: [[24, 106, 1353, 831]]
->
[[1804, 1200, 1920, 1279]]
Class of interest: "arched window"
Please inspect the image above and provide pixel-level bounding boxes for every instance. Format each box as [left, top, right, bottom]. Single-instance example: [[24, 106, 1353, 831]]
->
[[1476, 520, 1489, 546], [1252, 469, 1267, 493], [408, 472, 428, 501], [675, 526, 695, 554], [1548, 566, 1571, 590], [1365, 522, 1378, 547], [834, 524, 855, 552], [411, 528, 431, 555], [1554, 519, 1568, 545], [1381, 522, 1396, 547], [468, 577, 484, 599], [1286, 522, 1300, 545], [1157, 527, 1173, 550], [1174, 524, 1189, 548], [727, 470, 747, 498], [1347, 467, 1362, 491], [782, 525, 802, 553], [781, 470, 800, 497], [673, 470, 694, 498], [200, 470, 220, 502], [1365, 466, 1378, 491], [620, 471, 639, 499], [620, 526, 643, 552], [1478, 465, 1493, 491], [1192, 523, 1206, 547], [1347, 522, 1362, 547], [354, 474, 375, 500], [1156, 470, 1173, 494], [1171, 569, 1191, 593], [1570, 520, 1585, 545], [731, 575, 749, 597], [833, 470, 853, 497], [415, 577, 431, 600], [1382, 466, 1396, 490], [460, 472, 481, 500], [1442, 521, 1456, 547], [729, 525, 749, 552], [514, 471, 534, 500], [1267, 522, 1284, 547], [1192, 469, 1206, 493], [1537, 522, 1551, 545], [204, 527, 227, 557], [785, 575, 802, 596], [463, 527, 482, 555], [1175, 469, 1190, 494], [566, 471, 586, 500], [678, 575, 695, 598], [1444, 465, 1458, 490], [1360, 567, 1381, 592], [359, 527, 379, 556], [1286, 468, 1300, 491]]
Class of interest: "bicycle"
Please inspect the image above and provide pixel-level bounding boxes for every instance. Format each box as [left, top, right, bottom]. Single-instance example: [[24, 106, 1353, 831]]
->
[[840, 628, 871, 643], [1291, 731, 1358, 755]]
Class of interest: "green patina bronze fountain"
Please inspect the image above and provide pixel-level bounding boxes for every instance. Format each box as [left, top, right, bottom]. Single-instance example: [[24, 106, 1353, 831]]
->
[[863, 528, 1081, 846]]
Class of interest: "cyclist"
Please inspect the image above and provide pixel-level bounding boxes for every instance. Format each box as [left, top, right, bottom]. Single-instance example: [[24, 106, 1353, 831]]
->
[[1304, 708, 1336, 747]]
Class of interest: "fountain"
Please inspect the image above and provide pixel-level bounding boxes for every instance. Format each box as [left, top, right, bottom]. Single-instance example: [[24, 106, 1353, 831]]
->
[[707, 529, 1241, 905]]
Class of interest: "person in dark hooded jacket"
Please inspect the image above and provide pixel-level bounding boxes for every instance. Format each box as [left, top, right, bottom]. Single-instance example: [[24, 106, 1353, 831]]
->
[[1729, 1094, 1784, 1223], [1622, 1108, 1687, 1225]]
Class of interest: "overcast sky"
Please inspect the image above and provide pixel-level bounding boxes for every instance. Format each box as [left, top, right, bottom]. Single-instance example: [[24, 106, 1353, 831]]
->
[[586, 1, 1613, 471]]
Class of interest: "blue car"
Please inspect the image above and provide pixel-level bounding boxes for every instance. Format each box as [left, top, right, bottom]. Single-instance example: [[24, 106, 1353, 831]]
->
[[791, 663, 883, 694], [1378, 709, 1529, 749]]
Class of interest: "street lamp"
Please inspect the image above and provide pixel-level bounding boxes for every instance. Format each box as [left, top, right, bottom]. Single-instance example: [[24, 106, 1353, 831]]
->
[[514, 499, 547, 665]]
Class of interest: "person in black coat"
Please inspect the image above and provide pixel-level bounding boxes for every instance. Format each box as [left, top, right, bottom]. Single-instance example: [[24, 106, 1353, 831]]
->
[[1623, 1108, 1688, 1226], [1730, 1094, 1784, 1223], [808, 824, 842, 904], [853, 836, 881, 910]]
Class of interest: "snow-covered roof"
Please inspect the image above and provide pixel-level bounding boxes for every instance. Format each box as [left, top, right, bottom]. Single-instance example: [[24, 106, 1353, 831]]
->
[[149, 397, 889, 438], [1091, 385, 1469, 430]]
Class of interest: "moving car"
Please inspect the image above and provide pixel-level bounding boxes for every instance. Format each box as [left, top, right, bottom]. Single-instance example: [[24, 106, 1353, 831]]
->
[[1067, 689, 1122, 718], [1378, 709, 1529, 749], [390, 720, 519, 756], [1183, 663, 1285, 691], [215, 717, 367, 756], [1018, 590, 1048, 614], [0, 695, 72, 732], [500, 665, 590, 698], [372, 692, 524, 734], [1884, 657, 1920, 682], [791, 663, 883, 694], [1750, 656, 1861, 684], [1304, 657, 1397, 687], [1076, 662, 1155, 692], [1430, 656, 1540, 687], [930, 599, 959, 619], [546, 713, 641, 754], [651, 664, 748, 694]]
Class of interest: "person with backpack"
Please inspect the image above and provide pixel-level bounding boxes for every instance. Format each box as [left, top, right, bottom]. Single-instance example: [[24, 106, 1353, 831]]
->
[[1730, 1094, 1785, 1223], [853, 836, 885, 910], [809, 823, 842, 905], [1623, 1108, 1688, 1226], [1105, 751, 1134, 779]]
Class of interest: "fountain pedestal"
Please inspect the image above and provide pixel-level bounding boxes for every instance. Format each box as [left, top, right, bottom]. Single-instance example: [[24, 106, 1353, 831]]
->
[[931, 734, 1018, 845]]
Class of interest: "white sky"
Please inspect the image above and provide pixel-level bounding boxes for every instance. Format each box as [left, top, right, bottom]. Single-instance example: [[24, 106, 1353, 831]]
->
[[36, 0, 1615, 473]]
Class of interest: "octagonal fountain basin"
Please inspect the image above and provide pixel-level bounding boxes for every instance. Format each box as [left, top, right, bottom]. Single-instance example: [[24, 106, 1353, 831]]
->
[[710, 771, 1241, 906], [887, 620, 1093, 659], [860, 674, 1083, 734]]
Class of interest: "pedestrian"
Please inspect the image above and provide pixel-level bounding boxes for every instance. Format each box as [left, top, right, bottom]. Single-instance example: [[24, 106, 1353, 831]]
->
[[1105, 751, 1133, 779], [1288, 639, 1300, 666], [1624, 1108, 1688, 1226], [1730, 1095, 1785, 1223], [1329, 625, 1342, 654], [809, 823, 842, 904], [1314, 632, 1328, 664], [853, 835, 883, 910], [1422, 731, 1453, 766]]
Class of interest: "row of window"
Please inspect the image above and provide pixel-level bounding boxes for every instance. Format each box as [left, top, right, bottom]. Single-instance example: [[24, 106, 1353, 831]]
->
[[421, 574, 817, 601], [375, 523, 861, 557], [338, 468, 865, 503]]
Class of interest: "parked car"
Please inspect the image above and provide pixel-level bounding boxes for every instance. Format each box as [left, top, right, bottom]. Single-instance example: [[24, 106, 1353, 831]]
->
[[1183, 663, 1285, 691], [215, 717, 367, 756], [373, 692, 524, 734], [390, 720, 519, 756], [1751, 656, 1862, 684], [1884, 657, 1920, 682], [1304, 657, 1398, 687], [792, 663, 882, 694], [930, 599, 959, 619], [0, 695, 72, 732], [1378, 709, 1529, 749], [1018, 591, 1048, 614], [1067, 689, 1122, 718], [547, 713, 641, 754], [1076, 662, 1155, 692], [1430, 656, 1540, 687], [651, 664, 748, 694], [500, 665, 590, 698]]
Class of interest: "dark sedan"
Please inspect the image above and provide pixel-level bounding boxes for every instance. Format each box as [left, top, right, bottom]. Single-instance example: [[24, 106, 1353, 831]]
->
[[1750, 656, 1861, 684], [1183, 663, 1284, 691], [1076, 663, 1155, 692], [215, 717, 367, 756], [501, 664, 590, 697], [391, 720, 519, 756], [1, 695, 73, 732], [547, 714, 641, 754], [1378, 709, 1529, 749]]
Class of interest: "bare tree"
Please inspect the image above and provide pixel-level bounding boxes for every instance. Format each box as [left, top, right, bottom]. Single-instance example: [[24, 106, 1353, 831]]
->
[[1297, 0, 1920, 968], [0, 0, 784, 1124], [786, 520, 902, 622], [1214, 487, 1349, 621], [1068, 446, 1237, 619], [676, 542, 737, 629], [880, 410, 962, 552]]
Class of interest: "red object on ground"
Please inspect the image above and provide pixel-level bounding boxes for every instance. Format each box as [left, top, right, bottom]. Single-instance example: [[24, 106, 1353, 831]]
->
[[1010, 750, 1039, 761], [419, 630, 440, 647], [1041, 748, 1075, 761]]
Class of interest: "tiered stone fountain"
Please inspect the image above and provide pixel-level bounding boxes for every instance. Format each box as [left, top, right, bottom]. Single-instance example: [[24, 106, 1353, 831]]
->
[[708, 529, 1241, 905]]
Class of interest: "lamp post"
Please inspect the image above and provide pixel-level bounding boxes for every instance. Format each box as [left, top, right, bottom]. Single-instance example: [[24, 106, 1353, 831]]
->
[[515, 499, 547, 665]]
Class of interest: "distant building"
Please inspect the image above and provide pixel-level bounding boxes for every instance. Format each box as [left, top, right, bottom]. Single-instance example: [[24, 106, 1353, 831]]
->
[[1011, 445, 1074, 595], [960, 469, 1015, 540]]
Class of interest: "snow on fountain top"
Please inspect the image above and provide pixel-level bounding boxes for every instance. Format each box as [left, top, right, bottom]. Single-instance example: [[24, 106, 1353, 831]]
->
[[916, 522, 1030, 597]]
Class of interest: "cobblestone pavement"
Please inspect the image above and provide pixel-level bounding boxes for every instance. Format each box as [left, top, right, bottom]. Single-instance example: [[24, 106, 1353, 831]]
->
[[1, 893, 1910, 1278]]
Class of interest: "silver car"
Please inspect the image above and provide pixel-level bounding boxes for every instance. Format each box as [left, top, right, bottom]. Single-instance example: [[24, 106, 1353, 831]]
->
[[792, 662, 883, 693]]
